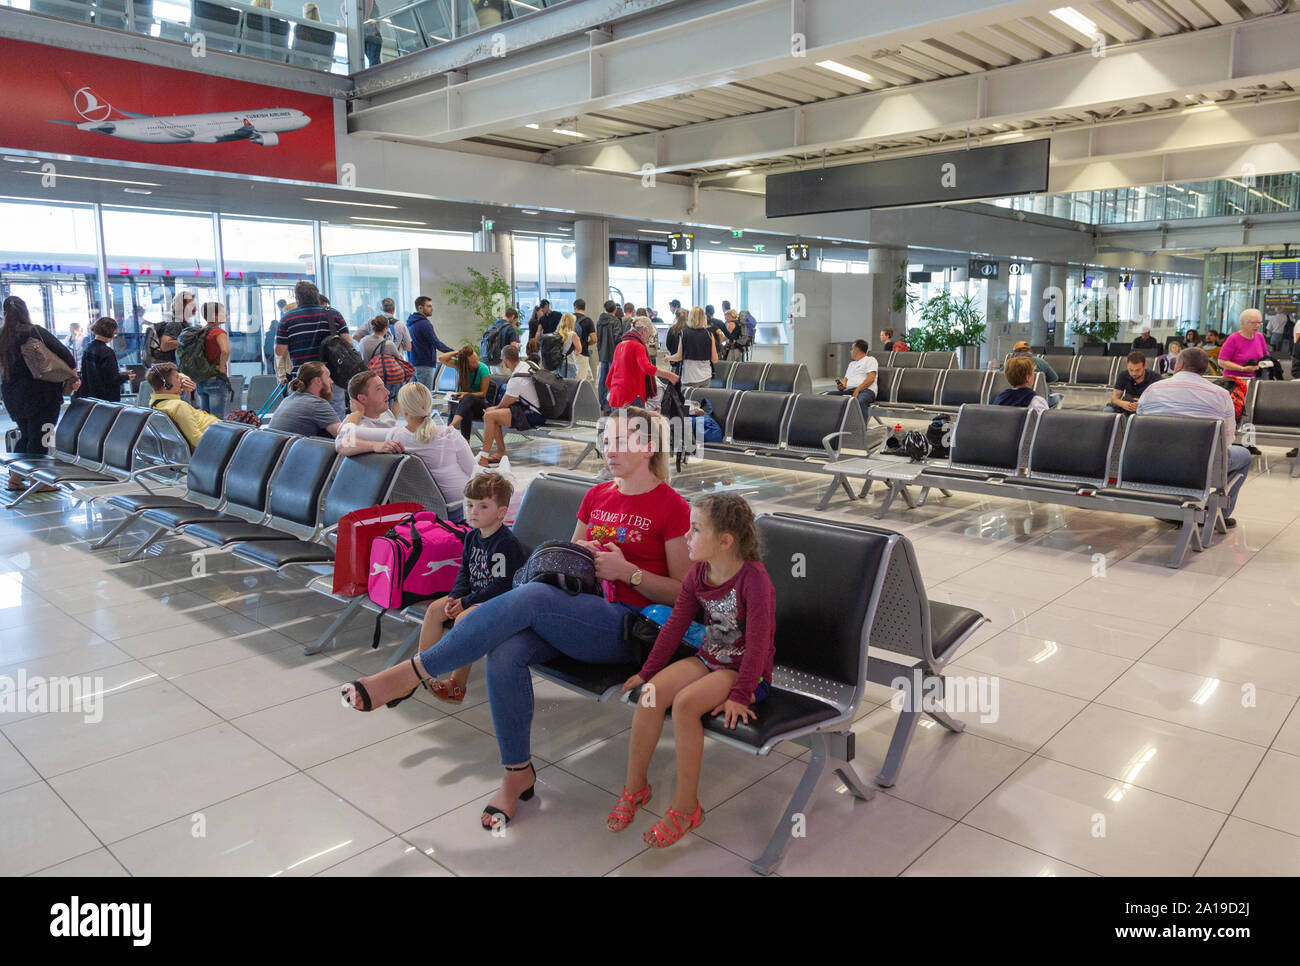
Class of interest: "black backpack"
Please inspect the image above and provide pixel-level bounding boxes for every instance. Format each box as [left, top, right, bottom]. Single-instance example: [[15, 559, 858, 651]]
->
[[143, 320, 171, 366], [480, 319, 508, 366], [540, 332, 565, 371], [656, 376, 692, 471], [519, 363, 568, 420], [319, 316, 365, 386]]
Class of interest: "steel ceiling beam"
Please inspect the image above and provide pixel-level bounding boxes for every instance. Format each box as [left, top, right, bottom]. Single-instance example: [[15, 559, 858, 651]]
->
[[348, 0, 1075, 141], [539, 11, 1300, 175]]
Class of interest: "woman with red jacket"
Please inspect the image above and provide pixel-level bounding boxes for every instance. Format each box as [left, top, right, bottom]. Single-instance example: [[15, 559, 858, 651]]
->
[[606, 319, 678, 408]]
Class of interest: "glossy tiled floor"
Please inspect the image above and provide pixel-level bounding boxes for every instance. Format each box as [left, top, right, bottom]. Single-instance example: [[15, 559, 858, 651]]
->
[[1, 430, 1298, 876]]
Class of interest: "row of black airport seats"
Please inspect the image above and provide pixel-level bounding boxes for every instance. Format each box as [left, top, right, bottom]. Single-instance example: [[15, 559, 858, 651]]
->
[[863, 351, 959, 370], [824, 404, 1233, 568], [871, 367, 1047, 418], [707, 361, 814, 393], [2, 398, 191, 509]]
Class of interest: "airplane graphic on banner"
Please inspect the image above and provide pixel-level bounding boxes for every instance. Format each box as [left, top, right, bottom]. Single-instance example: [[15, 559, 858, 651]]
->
[[49, 74, 310, 147]]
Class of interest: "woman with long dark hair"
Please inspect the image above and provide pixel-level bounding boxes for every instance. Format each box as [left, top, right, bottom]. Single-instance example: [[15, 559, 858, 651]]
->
[[76, 317, 131, 403], [437, 344, 491, 443], [1, 296, 79, 488]]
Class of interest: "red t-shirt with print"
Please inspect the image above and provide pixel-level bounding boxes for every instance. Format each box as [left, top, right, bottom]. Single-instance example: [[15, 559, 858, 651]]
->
[[577, 480, 691, 608]]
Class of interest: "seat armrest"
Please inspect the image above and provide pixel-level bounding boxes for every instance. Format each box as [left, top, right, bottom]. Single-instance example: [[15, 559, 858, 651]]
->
[[127, 462, 187, 481], [821, 430, 847, 460]]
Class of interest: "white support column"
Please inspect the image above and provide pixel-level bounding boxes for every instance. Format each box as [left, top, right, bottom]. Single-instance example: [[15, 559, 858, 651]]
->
[[574, 218, 609, 313], [981, 265, 1010, 367], [1048, 263, 1068, 347], [1188, 277, 1204, 327], [212, 213, 226, 306], [1129, 271, 1150, 338], [1029, 262, 1051, 348], [868, 246, 907, 341], [91, 203, 111, 322]]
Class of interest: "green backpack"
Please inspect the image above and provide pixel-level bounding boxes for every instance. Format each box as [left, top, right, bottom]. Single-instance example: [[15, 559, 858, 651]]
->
[[178, 325, 226, 384]]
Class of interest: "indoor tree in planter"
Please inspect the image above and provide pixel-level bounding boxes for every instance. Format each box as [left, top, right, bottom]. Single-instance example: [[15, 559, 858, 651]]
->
[[907, 290, 987, 362], [441, 268, 513, 334], [1068, 290, 1120, 347]]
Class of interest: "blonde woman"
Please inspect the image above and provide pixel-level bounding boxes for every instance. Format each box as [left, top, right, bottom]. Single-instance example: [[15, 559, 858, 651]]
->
[[335, 381, 476, 521], [342, 408, 691, 833], [668, 306, 718, 389], [557, 312, 582, 379]]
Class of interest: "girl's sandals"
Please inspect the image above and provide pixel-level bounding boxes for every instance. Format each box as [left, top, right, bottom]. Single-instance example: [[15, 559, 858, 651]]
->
[[607, 784, 651, 832], [481, 762, 536, 831], [429, 678, 467, 704], [642, 803, 704, 848], [343, 658, 428, 711]]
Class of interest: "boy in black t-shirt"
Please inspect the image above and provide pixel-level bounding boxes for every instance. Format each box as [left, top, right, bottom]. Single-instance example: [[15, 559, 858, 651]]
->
[[418, 471, 526, 703], [1107, 351, 1161, 415]]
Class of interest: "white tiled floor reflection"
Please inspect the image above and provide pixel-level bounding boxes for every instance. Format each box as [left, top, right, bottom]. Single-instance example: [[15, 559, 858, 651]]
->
[[1, 435, 1297, 875]]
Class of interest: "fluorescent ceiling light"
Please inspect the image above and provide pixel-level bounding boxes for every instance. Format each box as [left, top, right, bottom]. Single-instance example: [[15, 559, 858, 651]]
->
[[640, 229, 670, 234], [303, 197, 400, 209], [728, 169, 753, 177], [552, 128, 585, 138], [122, 188, 153, 195], [521, 209, 540, 214], [4, 156, 42, 164], [1049, 7, 1097, 38], [349, 216, 428, 225], [990, 131, 1025, 142], [709, 240, 721, 244], [816, 60, 874, 84], [524, 123, 540, 129], [511, 0, 540, 10], [18, 171, 160, 187]]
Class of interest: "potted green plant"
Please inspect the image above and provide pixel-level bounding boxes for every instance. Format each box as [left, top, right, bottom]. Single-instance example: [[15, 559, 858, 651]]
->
[[908, 291, 986, 366], [1068, 290, 1120, 348], [441, 267, 513, 334]]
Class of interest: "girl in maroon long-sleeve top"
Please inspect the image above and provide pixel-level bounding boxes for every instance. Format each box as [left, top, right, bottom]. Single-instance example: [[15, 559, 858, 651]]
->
[[608, 494, 775, 848]]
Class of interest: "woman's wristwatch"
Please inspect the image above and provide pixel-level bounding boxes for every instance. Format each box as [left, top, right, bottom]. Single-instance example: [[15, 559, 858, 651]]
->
[[629, 568, 644, 587]]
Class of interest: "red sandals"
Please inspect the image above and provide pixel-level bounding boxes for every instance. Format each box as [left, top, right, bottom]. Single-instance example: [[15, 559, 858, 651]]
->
[[429, 678, 467, 704], [607, 784, 651, 831], [642, 803, 704, 848]]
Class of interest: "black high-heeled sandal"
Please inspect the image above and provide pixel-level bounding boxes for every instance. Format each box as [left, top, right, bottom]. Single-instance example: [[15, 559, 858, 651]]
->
[[481, 762, 537, 831], [343, 658, 427, 712]]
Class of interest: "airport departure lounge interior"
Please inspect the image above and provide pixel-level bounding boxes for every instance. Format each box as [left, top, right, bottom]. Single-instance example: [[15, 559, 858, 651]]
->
[[1, 0, 1299, 897]]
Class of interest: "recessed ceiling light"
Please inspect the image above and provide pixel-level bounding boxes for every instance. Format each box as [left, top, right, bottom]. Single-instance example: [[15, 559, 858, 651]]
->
[[1049, 7, 1097, 38], [524, 124, 540, 129], [521, 209, 540, 214], [18, 171, 160, 187], [709, 240, 721, 244], [552, 128, 585, 138], [4, 156, 42, 164], [123, 188, 153, 195], [303, 197, 401, 209], [816, 60, 874, 84], [728, 169, 753, 177], [349, 216, 428, 225]]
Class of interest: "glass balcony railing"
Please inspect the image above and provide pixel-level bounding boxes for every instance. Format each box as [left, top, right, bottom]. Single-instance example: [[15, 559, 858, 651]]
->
[[361, 0, 568, 67], [990, 173, 1300, 227], [3, 0, 350, 74]]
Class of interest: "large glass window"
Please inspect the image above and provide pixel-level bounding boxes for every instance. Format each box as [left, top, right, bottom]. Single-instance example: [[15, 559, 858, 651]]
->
[[0, 199, 101, 339], [101, 207, 219, 364], [221, 217, 316, 376], [325, 249, 413, 341], [650, 266, 691, 318], [608, 266, 648, 312], [511, 235, 540, 317], [544, 238, 577, 311]]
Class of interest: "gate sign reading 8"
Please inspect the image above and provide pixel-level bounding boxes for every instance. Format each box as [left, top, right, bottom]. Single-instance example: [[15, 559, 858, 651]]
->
[[786, 243, 810, 261], [668, 233, 694, 253]]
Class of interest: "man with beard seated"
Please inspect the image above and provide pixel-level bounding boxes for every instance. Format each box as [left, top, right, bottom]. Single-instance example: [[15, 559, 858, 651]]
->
[[267, 361, 345, 437]]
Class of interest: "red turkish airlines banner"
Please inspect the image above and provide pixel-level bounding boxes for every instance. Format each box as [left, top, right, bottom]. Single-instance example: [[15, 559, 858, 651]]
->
[[0, 38, 336, 183]]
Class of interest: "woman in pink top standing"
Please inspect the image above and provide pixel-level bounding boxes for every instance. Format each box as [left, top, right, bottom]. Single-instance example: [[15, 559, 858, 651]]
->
[[1218, 309, 1272, 378]]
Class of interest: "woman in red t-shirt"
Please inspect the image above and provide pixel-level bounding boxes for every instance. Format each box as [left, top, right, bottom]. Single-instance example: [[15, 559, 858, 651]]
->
[[342, 407, 692, 831]]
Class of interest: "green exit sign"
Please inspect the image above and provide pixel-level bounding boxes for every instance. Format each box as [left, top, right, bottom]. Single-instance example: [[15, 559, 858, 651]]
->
[[753, 244, 765, 253], [483, 219, 494, 231], [731, 229, 744, 238]]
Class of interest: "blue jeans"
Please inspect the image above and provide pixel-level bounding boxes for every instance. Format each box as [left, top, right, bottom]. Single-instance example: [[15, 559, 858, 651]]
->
[[195, 378, 228, 419], [414, 366, 435, 391], [597, 361, 611, 409], [416, 582, 636, 764], [1225, 444, 1251, 517], [1048, 393, 1063, 409], [825, 386, 875, 419]]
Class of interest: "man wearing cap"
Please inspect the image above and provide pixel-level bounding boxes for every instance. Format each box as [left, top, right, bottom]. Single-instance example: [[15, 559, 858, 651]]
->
[[1008, 341, 1063, 409], [1132, 326, 1160, 352]]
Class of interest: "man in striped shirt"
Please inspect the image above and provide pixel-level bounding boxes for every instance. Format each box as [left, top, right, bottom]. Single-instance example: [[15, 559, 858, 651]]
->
[[1136, 347, 1250, 526], [274, 280, 353, 373]]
